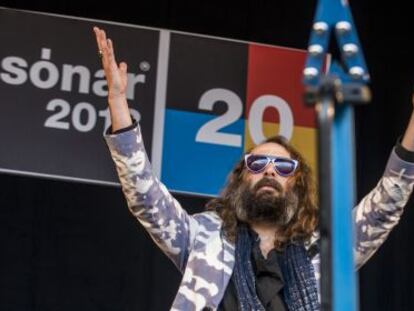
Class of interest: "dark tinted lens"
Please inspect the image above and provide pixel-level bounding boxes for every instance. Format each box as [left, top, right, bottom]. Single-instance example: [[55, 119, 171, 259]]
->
[[274, 160, 296, 175], [246, 155, 269, 172]]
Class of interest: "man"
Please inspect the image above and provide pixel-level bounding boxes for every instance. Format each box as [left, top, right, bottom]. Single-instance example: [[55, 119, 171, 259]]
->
[[94, 26, 414, 310]]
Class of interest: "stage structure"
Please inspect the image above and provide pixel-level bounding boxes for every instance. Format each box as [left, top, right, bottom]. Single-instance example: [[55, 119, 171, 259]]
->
[[304, 0, 371, 310]]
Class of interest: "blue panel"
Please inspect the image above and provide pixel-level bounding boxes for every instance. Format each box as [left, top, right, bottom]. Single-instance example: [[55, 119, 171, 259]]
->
[[332, 105, 358, 311], [161, 109, 244, 197]]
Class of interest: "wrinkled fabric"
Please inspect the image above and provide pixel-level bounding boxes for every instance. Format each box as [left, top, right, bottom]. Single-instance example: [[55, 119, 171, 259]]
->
[[277, 244, 320, 311], [105, 124, 414, 311], [233, 225, 265, 311]]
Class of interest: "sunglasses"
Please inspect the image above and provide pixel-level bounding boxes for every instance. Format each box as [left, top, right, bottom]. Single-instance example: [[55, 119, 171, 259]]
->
[[244, 154, 299, 176]]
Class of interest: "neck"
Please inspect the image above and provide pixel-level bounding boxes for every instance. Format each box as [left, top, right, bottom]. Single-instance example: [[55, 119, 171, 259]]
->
[[250, 222, 278, 238], [250, 222, 281, 258]]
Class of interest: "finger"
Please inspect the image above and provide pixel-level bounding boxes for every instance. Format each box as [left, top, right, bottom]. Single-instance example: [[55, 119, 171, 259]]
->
[[93, 26, 101, 50], [94, 27, 107, 53], [93, 27, 111, 69], [106, 38, 118, 68], [119, 62, 127, 73], [96, 30, 111, 68], [119, 62, 128, 84]]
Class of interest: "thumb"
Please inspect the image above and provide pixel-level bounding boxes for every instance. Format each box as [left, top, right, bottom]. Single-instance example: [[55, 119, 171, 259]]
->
[[119, 62, 127, 74], [119, 62, 128, 84]]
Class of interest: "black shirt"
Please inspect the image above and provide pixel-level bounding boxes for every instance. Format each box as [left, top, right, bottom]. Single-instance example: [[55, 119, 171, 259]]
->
[[218, 236, 287, 311]]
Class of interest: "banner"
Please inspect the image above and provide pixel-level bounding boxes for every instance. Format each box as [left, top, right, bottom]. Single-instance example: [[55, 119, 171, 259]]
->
[[0, 8, 317, 197]]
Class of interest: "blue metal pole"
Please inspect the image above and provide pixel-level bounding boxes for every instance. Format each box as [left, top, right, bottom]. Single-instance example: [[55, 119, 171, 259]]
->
[[332, 104, 358, 311], [303, 1, 370, 310]]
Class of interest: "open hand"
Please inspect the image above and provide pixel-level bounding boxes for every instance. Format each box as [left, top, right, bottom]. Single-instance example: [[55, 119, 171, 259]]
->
[[93, 26, 132, 131], [94, 26, 128, 101]]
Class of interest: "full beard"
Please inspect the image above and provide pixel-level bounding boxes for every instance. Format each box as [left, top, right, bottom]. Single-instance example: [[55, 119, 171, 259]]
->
[[235, 177, 299, 226]]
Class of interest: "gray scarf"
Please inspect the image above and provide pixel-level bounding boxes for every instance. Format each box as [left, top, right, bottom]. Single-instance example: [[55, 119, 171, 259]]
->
[[233, 225, 320, 311]]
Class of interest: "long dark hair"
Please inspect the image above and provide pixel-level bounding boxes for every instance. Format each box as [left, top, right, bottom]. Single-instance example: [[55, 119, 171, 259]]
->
[[206, 136, 318, 249]]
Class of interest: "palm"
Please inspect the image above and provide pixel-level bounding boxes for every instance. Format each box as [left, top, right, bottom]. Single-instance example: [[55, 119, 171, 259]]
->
[[107, 61, 127, 98]]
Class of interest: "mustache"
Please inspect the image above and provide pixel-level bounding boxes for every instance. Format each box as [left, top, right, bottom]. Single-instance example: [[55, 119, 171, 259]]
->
[[253, 178, 284, 193]]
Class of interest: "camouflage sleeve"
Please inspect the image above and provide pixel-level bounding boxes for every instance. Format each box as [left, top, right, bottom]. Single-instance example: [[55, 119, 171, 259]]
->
[[354, 148, 414, 269], [104, 123, 198, 272]]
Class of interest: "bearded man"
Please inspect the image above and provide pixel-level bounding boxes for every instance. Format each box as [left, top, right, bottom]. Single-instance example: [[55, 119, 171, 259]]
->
[[94, 27, 414, 311]]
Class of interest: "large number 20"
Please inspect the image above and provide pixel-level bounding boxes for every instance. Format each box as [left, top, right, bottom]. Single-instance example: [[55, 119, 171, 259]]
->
[[195, 88, 293, 147]]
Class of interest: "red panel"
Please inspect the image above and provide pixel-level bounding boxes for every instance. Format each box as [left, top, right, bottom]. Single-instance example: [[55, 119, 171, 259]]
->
[[245, 44, 315, 127]]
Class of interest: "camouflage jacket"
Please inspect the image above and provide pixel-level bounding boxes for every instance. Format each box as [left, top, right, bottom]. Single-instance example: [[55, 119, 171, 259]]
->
[[105, 124, 414, 311]]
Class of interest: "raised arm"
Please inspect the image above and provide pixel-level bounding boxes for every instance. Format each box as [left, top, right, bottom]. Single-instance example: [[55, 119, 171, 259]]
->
[[93, 27, 198, 271], [94, 27, 132, 131], [353, 96, 414, 269]]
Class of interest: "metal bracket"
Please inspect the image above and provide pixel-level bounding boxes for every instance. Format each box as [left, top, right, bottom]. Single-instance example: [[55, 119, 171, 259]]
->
[[304, 0, 371, 104]]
